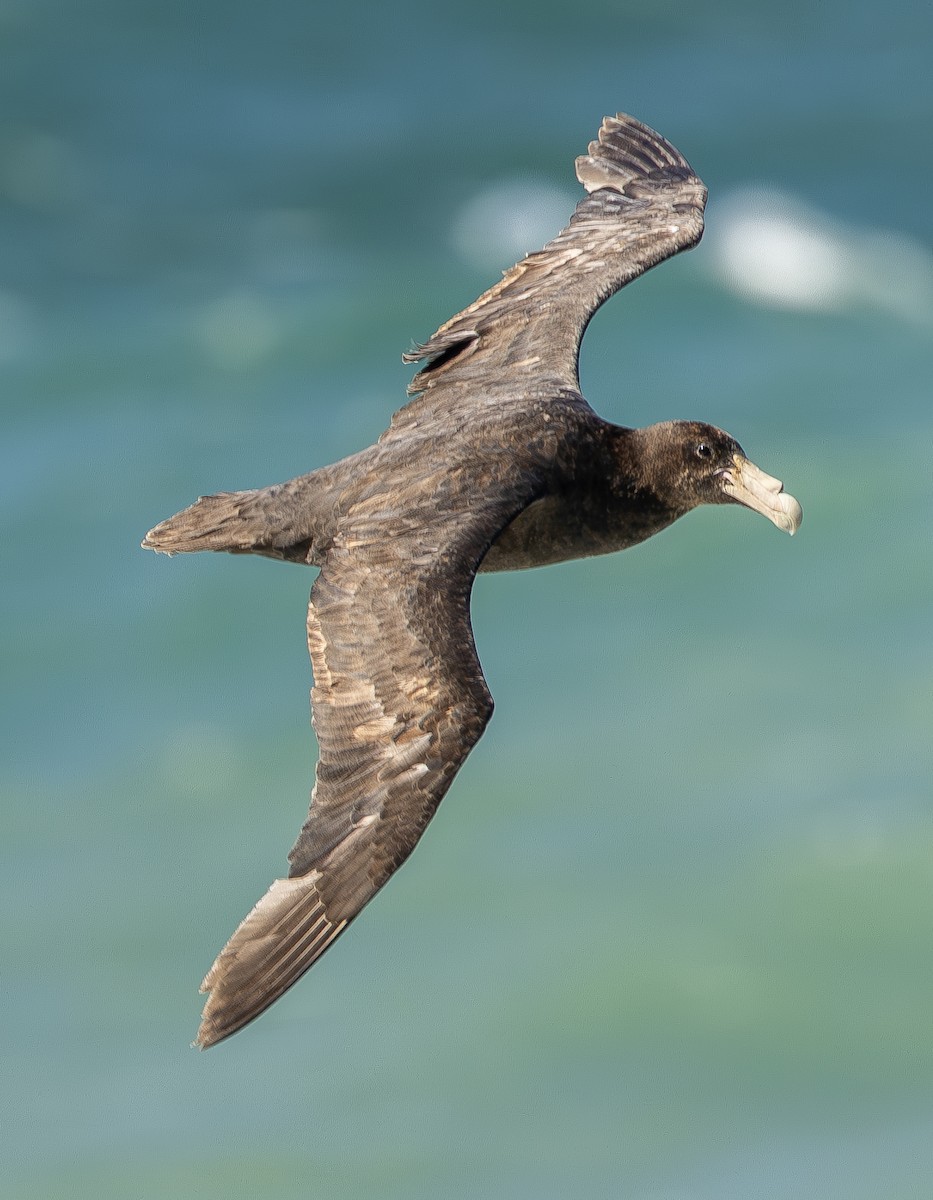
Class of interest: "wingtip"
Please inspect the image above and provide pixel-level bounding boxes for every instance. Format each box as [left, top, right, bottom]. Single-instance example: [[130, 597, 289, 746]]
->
[[575, 112, 695, 195], [188, 873, 345, 1049], [193, 968, 262, 1050], [193, 972, 236, 1049], [192, 1010, 228, 1050]]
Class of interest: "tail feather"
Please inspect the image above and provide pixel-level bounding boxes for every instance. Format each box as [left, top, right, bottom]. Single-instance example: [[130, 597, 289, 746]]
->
[[142, 484, 320, 562], [142, 490, 261, 554]]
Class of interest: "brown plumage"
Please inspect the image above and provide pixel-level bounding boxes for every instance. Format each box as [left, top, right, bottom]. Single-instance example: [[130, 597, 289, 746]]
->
[[143, 113, 802, 1048]]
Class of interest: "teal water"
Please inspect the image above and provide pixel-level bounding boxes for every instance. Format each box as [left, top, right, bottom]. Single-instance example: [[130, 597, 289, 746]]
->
[[3, 2, 933, 1197]]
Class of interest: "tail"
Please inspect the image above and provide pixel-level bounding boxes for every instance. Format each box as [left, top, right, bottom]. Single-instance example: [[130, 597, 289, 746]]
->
[[142, 481, 321, 563]]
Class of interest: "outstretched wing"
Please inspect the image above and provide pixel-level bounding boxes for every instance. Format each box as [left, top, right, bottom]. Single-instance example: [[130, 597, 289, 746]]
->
[[195, 485, 539, 1047], [402, 113, 706, 397]]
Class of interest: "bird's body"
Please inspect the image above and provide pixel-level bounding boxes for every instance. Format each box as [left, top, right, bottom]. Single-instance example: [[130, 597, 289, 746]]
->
[[144, 114, 802, 1048]]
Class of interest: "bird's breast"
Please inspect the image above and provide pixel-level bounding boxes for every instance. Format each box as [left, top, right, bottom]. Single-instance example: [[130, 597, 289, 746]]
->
[[479, 490, 673, 573]]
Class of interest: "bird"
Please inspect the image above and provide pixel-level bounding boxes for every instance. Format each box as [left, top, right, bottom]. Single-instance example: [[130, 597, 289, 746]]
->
[[143, 113, 802, 1048]]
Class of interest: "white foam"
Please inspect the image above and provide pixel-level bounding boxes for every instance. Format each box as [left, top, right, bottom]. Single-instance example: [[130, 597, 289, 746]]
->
[[705, 186, 933, 324], [193, 288, 282, 368], [451, 178, 576, 272]]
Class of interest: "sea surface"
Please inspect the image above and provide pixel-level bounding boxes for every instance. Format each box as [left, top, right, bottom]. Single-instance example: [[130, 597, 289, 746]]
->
[[3, 3, 933, 1197]]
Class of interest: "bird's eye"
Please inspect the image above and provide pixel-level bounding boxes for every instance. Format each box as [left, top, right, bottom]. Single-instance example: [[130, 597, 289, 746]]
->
[[695, 442, 713, 459]]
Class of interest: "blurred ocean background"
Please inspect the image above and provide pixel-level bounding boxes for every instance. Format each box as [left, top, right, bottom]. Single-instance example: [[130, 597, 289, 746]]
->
[[3, 2, 932, 1197]]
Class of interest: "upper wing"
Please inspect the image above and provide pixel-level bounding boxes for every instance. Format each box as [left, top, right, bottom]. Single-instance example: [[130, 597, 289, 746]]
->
[[195, 487, 539, 1048], [402, 113, 706, 397]]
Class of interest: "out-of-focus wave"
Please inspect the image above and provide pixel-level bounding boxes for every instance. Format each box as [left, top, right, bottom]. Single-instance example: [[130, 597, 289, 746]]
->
[[450, 177, 576, 272], [705, 186, 933, 324]]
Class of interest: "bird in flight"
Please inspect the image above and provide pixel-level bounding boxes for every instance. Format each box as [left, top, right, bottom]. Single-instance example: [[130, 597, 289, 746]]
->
[[144, 113, 802, 1048]]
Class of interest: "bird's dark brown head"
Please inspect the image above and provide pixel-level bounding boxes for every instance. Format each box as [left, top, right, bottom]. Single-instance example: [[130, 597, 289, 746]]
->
[[632, 420, 802, 534]]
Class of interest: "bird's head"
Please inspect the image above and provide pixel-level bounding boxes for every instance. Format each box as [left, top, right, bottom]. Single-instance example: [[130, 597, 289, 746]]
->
[[636, 420, 803, 534]]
